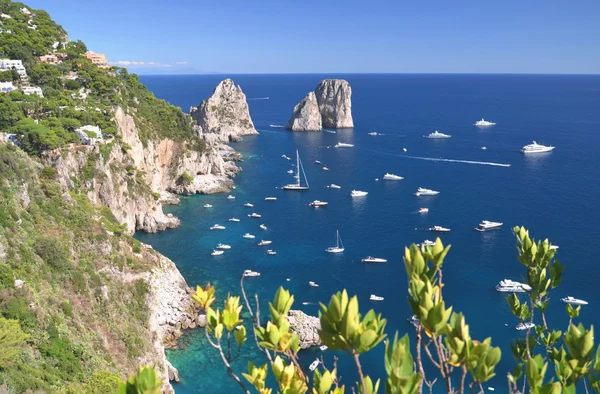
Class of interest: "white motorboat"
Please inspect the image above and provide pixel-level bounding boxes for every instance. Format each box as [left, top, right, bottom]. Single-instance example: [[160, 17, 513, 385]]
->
[[265, 197, 277, 201], [475, 220, 503, 232], [243, 270, 260, 277], [287, 169, 294, 174], [561, 296, 588, 306], [216, 243, 231, 250], [362, 256, 387, 263], [322, 167, 329, 171], [315, 160, 321, 164], [550, 245, 559, 250], [266, 250, 276, 255], [329, 184, 341, 189], [210, 224, 226, 230], [211, 250, 224, 256], [204, 204, 213, 208], [420, 240, 435, 247], [475, 118, 496, 127], [244, 203, 254, 208], [521, 141, 555, 154], [309, 200, 328, 207], [257, 240, 272, 246], [429, 226, 450, 232], [516, 322, 535, 331], [425, 130, 451, 139], [481, 146, 487, 150], [495, 279, 531, 293], [320, 345, 328, 351], [308, 281, 319, 287], [282, 155, 289, 160], [370, 294, 384, 301], [242, 233, 255, 239], [403, 148, 407, 152], [335, 142, 354, 148], [229, 217, 240, 222], [368, 131, 378, 136], [415, 187, 439, 196], [283, 150, 310, 190], [408, 315, 420, 328], [325, 230, 345, 253], [249, 213, 262, 218], [351, 190, 368, 197], [227, 195, 235, 200], [383, 173, 404, 181], [259, 224, 268, 230], [309, 359, 320, 372], [419, 208, 429, 213]]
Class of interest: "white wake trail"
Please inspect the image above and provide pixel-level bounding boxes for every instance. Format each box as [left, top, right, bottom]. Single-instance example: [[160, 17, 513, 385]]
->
[[366, 149, 511, 167]]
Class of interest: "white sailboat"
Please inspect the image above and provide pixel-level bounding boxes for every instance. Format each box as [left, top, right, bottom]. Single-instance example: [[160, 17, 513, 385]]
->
[[283, 150, 309, 190], [325, 230, 345, 253]]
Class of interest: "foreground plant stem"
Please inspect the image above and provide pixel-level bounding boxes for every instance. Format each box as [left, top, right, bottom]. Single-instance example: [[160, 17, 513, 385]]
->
[[416, 329, 426, 394], [353, 352, 367, 393], [205, 328, 251, 394]]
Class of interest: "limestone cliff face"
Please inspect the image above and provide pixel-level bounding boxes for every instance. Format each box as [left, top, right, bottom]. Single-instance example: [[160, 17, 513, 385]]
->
[[190, 78, 258, 143], [285, 92, 322, 131], [315, 79, 353, 128]]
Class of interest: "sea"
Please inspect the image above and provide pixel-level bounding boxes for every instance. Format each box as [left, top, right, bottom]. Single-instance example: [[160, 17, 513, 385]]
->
[[137, 74, 600, 393]]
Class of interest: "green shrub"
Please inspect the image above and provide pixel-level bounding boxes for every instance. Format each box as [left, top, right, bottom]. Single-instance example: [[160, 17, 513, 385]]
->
[[61, 301, 74, 319], [85, 370, 122, 394], [179, 171, 194, 186], [40, 166, 57, 180], [34, 236, 71, 273]]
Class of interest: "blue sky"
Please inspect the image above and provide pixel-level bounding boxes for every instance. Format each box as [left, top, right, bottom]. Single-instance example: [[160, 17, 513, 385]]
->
[[26, 0, 600, 74]]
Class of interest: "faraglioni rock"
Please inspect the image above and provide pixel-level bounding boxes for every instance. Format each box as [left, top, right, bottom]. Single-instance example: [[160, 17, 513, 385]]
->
[[286, 309, 321, 349], [315, 79, 353, 128], [285, 91, 322, 131], [190, 79, 258, 142]]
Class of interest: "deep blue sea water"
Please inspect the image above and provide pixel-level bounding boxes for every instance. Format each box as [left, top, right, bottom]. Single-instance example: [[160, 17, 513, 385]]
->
[[137, 74, 600, 393]]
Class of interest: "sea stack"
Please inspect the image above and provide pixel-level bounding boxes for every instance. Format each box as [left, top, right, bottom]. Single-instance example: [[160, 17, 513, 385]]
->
[[190, 78, 258, 142], [285, 79, 353, 131], [285, 92, 322, 131]]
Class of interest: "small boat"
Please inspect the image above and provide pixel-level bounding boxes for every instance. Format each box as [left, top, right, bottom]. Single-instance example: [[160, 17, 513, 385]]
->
[[429, 226, 450, 232], [368, 131, 378, 136], [270, 124, 283, 128], [281, 155, 289, 159], [370, 294, 384, 301], [375, 178, 379, 181], [415, 187, 439, 196], [495, 279, 531, 293], [216, 243, 231, 250], [287, 169, 294, 174], [420, 240, 435, 247], [320, 345, 328, 351], [475, 118, 496, 127], [328, 184, 341, 189], [308, 281, 319, 287], [561, 296, 588, 306], [362, 256, 387, 263], [425, 130, 451, 139], [283, 150, 310, 190], [521, 141, 555, 154], [243, 270, 260, 277], [309, 200, 328, 207], [227, 195, 235, 200], [244, 203, 254, 207], [265, 197, 277, 201], [242, 233, 255, 239], [322, 167, 329, 171], [210, 224, 226, 230], [204, 204, 213, 208], [309, 359, 320, 372], [481, 146, 487, 150], [315, 160, 321, 164], [335, 142, 354, 148], [229, 217, 240, 222], [419, 208, 429, 213], [325, 230, 345, 253], [286, 157, 292, 161], [266, 250, 276, 255], [516, 322, 535, 331], [475, 220, 503, 232], [408, 315, 420, 328], [351, 190, 368, 197], [249, 213, 262, 218], [550, 245, 559, 250], [257, 240, 272, 246], [211, 250, 224, 256], [259, 224, 268, 230], [383, 173, 403, 181], [403, 148, 407, 152]]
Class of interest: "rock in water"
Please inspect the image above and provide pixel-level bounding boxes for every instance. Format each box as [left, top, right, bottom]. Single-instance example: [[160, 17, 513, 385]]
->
[[191, 79, 258, 142], [286, 310, 321, 349], [285, 92, 322, 131], [315, 79, 353, 128]]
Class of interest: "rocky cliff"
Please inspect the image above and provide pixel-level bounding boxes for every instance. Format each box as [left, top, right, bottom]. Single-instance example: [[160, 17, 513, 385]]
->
[[285, 92, 322, 131], [190, 78, 258, 143], [287, 310, 322, 349]]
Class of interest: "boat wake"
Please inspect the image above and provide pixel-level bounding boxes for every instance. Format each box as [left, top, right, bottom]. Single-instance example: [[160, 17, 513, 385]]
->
[[269, 124, 284, 128], [248, 97, 269, 100], [366, 149, 511, 167]]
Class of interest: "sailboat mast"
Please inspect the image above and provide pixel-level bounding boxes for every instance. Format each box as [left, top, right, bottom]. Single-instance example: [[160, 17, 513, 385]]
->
[[296, 150, 301, 186]]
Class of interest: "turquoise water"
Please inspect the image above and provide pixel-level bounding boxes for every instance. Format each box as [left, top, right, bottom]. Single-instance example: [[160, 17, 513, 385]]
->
[[137, 74, 600, 393]]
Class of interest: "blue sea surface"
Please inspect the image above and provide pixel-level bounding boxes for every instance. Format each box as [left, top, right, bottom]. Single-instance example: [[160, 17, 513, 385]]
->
[[137, 74, 600, 393]]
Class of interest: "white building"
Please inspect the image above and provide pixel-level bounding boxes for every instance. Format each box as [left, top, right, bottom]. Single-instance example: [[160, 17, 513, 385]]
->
[[20, 7, 31, 15], [75, 125, 102, 145], [0, 13, 12, 19], [0, 59, 27, 80], [0, 81, 15, 93], [22, 86, 43, 97]]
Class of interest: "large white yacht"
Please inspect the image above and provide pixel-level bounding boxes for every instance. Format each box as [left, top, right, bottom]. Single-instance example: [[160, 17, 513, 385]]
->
[[228, 217, 240, 222], [475, 118, 496, 127], [475, 220, 503, 232], [351, 190, 368, 197], [561, 296, 588, 306], [265, 197, 277, 201], [419, 240, 436, 247], [429, 226, 450, 232], [383, 173, 404, 181], [257, 240, 272, 246], [362, 256, 387, 263], [216, 243, 231, 250], [335, 142, 354, 148], [415, 187, 439, 196], [516, 322, 535, 331], [242, 233, 255, 239], [495, 279, 531, 293], [248, 213, 262, 218], [210, 224, 226, 230], [244, 203, 254, 208], [425, 130, 451, 139], [211, 250, 224, 256], [521, 141, 555, 154], [309, 200, 328, 207]]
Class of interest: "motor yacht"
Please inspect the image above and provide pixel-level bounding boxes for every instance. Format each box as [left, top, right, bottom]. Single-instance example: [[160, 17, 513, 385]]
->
[[227, 195, 235, 200], [475, 118, 496, 127], [249, 213, 262, 218], [561, 296, 588, 306], [308, 281, 319, 287], [265, 197, 277, 201], [229, 217, 240, 222], [309, 200, 328, 207], [403, 148, 407, 152], [415, 187, 439, 196], [420, 240, 435, 247], [211, 250, 224, 256], [516, 322, 535, 331], [521, 141, 555, 154], [244, 203, 254, 208], [368, 131, 378, 136], [203, 204, 213, 208], [266, 250, 277, 255], [481, 146, 487, 150], [351, 190, 368, 197], [550, 245, 559, 250], [309, 359, 320, 372], [257, 240, 272, 246], [216, 243, 231, 250], [243, 270, 260, 277], [328, 184, 341, 189], [287, 169, 294, 174], [429, 226, 450, 232], [475, 220, 503, 232], [320, 345, 328, 351], [383, 173, 404, 181], [315, 160, 321, 164], [242, 233, 255, 239], [370, 294, 384, 301], [495, 279, 531, 293], [362, 256, 387, 263], [425, 130, 451, 139], [419, 208, 429, 213], [335, 142, 354, 148], [322, 167, 329, 171], [210, 224, 226, 230], [259, 224, 268, 230], [281, 155, 289, 160]]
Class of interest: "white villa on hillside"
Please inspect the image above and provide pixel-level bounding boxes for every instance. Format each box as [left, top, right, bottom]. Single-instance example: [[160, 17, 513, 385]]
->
[[20, 7, 32, 15], [0, 59, 27, 80], [0, 81, 15, 93], [75, 125, 102, 145], [22, 86, 43, 97]]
